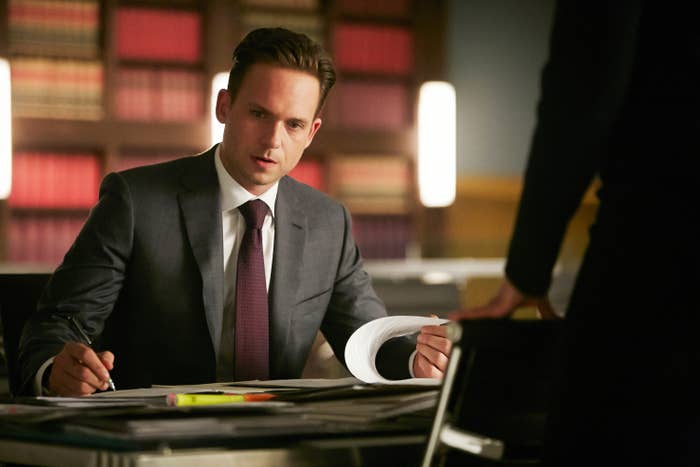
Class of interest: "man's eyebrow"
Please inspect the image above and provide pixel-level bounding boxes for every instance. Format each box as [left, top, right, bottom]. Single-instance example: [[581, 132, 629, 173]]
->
[[287, 117, 307, 128], [247, 101, 310, 126], [247, 101, 268, 113]]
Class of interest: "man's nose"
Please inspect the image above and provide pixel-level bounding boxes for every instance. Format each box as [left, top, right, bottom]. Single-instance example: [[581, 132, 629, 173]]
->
[[260, 121, 283, 149]]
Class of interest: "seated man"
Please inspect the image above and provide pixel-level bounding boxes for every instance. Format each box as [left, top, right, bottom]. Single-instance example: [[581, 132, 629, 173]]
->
[[17, 27, 450, 396]]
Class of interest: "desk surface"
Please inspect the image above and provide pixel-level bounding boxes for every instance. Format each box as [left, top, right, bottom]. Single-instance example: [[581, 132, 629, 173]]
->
[[0, 384, 435, 467], [0, 434, 427, 467]]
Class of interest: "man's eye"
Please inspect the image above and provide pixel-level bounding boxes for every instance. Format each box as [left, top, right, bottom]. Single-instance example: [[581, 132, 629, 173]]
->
[[287, 121, 303, 130], [250, 109, 265, 118]]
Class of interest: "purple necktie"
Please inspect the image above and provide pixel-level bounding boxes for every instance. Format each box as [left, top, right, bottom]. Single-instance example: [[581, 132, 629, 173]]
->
[[234, 199, 269, 381]]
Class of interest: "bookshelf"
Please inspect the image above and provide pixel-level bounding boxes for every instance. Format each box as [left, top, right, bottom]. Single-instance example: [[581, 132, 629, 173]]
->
[[2, 0, 210, 264], [0, 0, 448, 264], [322, 0, 418, 259]]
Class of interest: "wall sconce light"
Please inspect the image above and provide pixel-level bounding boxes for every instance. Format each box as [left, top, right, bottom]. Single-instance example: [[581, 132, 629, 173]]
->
[[0, 58, 12, 200], [210, 71, 229, 147], [417, 81, 456, 207]]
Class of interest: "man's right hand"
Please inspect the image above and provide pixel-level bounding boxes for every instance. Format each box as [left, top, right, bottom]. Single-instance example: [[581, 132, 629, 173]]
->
[[48, 342, 114, 396]]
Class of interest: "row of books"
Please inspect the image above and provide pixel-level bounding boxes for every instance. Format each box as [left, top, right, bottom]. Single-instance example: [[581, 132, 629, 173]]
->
[[115, 7, 202, 63], [113, 152, 186, 173], [9, 151, 101, 209], [6, 214, 86, 265], [240, 10, 325, 45], [336, 0, 410, 18], [4, 152, 413, 262], [8, 0, 100, 59], [325, 80, 409, 129], [239, 0, 407, 15], [115, 68, 204, 122], [10, 57, 103, 120], [288, 160, 324, 191], [352, 214, 412, 259], [333, 24, 414, 75], [239, 0, 319, 9], [5, 212, 412, 264], [329, 155, 412, 214]]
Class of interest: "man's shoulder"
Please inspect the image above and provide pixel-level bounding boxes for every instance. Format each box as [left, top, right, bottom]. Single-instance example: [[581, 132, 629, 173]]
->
[[281, 175, 342, 211], [111, 149, 214, 190], [119, 151, 209, 179]]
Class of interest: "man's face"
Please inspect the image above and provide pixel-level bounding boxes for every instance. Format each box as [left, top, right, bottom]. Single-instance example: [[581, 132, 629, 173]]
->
[[215, 63, 322, 195]]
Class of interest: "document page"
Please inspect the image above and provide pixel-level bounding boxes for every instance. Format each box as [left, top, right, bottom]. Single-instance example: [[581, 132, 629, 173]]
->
[[345, 315, 449, 385]]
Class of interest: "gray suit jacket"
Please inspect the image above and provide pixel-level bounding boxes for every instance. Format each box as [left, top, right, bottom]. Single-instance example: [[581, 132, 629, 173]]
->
[[17, 147, 414, 394]]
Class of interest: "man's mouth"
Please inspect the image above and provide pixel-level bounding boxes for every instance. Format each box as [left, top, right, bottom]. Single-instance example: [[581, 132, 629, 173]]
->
[[252, 155, 276, 168]]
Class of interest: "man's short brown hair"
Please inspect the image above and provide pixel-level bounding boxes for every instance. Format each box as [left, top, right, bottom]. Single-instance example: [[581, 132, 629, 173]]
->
[[228, 28, 336, 117]]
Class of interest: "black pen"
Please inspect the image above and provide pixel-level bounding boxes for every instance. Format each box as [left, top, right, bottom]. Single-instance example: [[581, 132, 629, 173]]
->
[[65, 315, 117, 391]]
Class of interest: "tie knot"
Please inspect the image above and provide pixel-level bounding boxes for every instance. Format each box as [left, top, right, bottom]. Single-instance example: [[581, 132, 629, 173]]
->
[[239, 199, 267, 230]]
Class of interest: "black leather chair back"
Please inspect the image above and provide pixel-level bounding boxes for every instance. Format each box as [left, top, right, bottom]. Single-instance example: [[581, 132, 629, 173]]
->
[[0, 273, 52, 396], [422, 319, 565, 466]]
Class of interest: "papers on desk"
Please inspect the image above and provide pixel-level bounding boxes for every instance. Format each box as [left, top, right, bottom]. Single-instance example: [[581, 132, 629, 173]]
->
[[35, 396, 159, 408], [1, 381, 438, 445], [233, 376, 362, 389], [18, 384, 293, 410], [345, 315, 450, 385], [60, 411, 336, 442], [301, 389, 439, 424]]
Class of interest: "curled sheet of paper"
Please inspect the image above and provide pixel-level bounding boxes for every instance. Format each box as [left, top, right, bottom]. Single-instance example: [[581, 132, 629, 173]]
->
[[344, 315, 450, 385]]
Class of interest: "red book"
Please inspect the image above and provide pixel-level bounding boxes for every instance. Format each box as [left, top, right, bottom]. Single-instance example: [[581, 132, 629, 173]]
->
[[9, 152, 99, 208], [288, 160, 325, 191], [328, 81, 408, 129], [352, 214, 410, 259], [334, 24, 414, 75], [115, 68, 155, 120], [116, 153, 182, 172], [337, 0, 409, 17], [8, 215, 86, 264], [158, 70, 203, 121], [115, 8, 202, 63]]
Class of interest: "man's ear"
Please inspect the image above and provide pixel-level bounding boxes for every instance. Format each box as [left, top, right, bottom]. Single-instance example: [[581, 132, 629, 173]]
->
[[215, 89, 231, 123], [304, 118, 323, 149]]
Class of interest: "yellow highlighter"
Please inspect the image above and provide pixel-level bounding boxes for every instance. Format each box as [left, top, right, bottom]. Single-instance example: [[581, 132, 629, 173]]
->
[[167, 392, 275, 407]]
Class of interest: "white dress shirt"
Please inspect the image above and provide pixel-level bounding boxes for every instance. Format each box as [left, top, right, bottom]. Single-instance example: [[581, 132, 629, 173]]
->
[[214, 146, 278, 381]]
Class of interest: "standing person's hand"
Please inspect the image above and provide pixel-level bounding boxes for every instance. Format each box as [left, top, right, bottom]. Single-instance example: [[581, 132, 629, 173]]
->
[[48, 342, 114, 396], [449, 278, 560, 321]]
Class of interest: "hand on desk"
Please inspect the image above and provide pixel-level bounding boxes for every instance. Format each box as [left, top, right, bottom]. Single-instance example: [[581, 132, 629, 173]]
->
[[49, 342, 115, 396], [413, 321, 452, 379], [448, 278, 560, 320]]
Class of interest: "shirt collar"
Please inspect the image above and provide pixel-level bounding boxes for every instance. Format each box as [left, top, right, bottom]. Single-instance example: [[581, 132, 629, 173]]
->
[[214, 145, 278, 216]]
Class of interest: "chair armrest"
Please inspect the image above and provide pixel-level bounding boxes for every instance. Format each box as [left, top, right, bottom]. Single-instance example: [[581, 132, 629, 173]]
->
[[439, 423, 505, 460]]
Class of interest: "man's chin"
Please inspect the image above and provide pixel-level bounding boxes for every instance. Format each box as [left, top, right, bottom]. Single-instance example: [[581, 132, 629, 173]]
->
[[244, 174, 280, 195]]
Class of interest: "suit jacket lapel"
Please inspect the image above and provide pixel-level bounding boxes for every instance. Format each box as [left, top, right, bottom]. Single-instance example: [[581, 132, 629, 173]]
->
[[270, 177, 305, 374], [178, 148, 225, 356]]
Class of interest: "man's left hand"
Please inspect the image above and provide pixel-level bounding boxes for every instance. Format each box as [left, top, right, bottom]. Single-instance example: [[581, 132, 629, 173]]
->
[[413, 324, 452, 379]]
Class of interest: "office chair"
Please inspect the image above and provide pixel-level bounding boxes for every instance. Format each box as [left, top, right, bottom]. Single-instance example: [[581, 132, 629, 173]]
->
[[0, 272, 52, 396], [421, 319, 565, 466]]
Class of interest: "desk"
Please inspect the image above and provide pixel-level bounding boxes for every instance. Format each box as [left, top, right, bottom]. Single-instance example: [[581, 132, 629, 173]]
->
[[0, 434, 426, 467], [0, 384, 434, 467]]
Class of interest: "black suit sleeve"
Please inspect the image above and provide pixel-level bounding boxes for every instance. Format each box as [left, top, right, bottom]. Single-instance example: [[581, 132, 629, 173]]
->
[[17, 173, 134, 395], [505, 0, 642, 295]]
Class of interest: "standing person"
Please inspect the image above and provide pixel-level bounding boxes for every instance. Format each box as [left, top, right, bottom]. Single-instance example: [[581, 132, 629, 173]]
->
[[451, 2, 699, 466], [18, 27, 451, 397]]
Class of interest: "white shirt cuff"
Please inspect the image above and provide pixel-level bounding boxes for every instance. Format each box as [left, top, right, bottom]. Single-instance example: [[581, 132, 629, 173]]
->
[[408, 350, 417, 378], [34, 357, 55, 396]]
